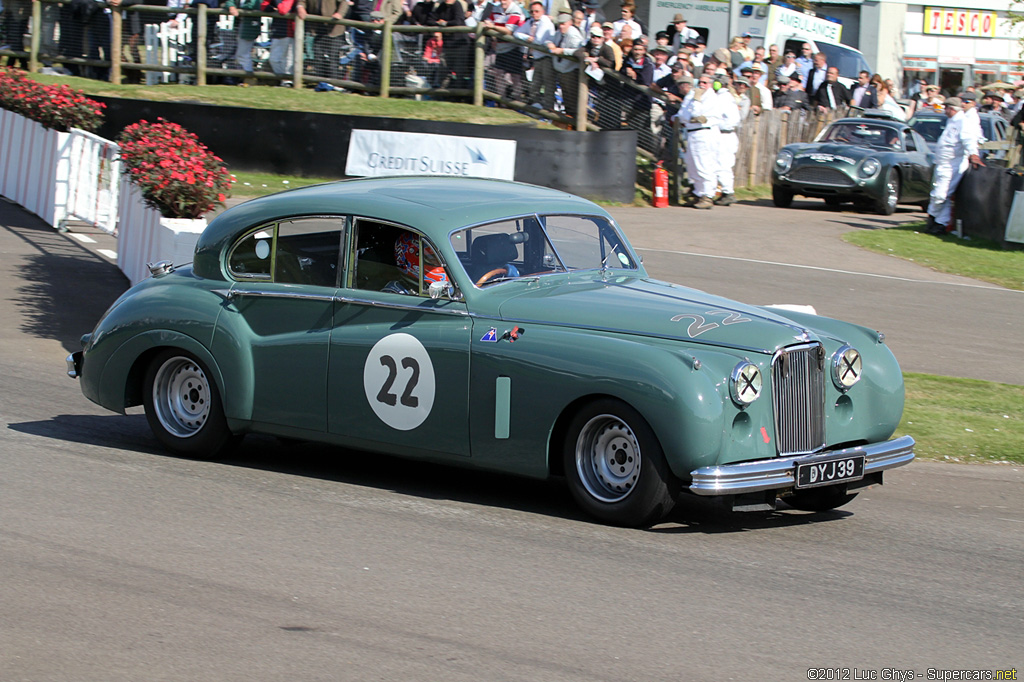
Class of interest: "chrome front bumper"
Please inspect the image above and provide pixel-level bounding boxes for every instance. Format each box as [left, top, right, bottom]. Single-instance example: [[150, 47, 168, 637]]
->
[[689, 435, 915, 496], [66, 351, 82, 379]]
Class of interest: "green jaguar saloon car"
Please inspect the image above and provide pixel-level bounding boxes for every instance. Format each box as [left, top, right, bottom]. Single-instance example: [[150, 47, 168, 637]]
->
[[772, 116, 936, 215], [67, 177, 914, 527]]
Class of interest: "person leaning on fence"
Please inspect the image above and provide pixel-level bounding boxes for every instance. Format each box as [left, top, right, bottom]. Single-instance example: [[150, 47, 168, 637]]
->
[[773, 73, 809, 111], [582, 23, 615, 129], [481, 0, 526, 101], [2, 0, 31, 69], [674, 73, 721, 209], [579, 0, 603, 38], [547, 11, 584, 117], [514, 2, 556, 110], [116, 0, 169, 83], [295, 0, 347, 80], [731, 76, 751, 120], [620, 40, 656, 152], [430, 0, 472, 87], [814, 66, 849, 111], [599, 21, 621, 69], [225, 0, 262, 75]]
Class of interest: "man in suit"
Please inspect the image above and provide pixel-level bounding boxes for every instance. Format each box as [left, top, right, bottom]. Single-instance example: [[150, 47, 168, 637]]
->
[[804, 51, 827, 95], [850, 70, 878, 109], [814, 66, 850, 111]]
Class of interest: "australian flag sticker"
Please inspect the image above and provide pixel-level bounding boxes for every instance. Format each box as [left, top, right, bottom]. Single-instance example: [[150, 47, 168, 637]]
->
[[480, 328, 498, 343]]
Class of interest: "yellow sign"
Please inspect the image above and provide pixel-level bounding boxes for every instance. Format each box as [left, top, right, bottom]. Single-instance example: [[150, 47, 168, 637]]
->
[[923, 7, 997, 37]]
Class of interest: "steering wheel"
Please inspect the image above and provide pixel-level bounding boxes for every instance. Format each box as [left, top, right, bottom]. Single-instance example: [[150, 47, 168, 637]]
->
[[476, 267, 508, 286]]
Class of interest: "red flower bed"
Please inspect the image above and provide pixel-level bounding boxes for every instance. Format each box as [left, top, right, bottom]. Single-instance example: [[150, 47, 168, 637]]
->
[[117, 118, 234, 219], [0, 68, 105, 132]]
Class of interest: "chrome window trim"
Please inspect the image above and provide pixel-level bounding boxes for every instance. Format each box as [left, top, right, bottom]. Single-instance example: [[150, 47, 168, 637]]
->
[[336, 293, 470, 316]]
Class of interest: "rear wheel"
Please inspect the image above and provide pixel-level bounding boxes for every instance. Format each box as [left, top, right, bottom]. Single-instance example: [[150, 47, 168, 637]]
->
[[876, 169, 900, 215], [564, 399, 678, 527], [772, 185, 794, 208], [785, 485, 858, 512], [143, 349, 237, 459]]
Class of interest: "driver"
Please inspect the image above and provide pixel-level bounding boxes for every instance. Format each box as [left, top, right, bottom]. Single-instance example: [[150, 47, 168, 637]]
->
[[388, 232, 448, 294]]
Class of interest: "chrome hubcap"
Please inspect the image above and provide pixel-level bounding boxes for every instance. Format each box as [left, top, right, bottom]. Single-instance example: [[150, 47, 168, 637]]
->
[[886, 178, 898, 209], [152, 357, 211, 438], [575, 414, 641, 503]]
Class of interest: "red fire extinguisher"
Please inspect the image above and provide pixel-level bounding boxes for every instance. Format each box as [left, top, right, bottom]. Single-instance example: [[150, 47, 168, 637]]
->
[[653, 161, 669, 208]]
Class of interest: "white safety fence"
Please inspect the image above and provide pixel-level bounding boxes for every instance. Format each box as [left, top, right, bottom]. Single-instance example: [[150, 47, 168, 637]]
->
[[56, 129, 121, 234]]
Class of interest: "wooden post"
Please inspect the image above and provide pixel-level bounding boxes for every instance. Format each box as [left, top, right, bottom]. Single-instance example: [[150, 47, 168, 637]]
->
[[746, 116, 758, 188], [473, 24, 485, 107], [196, 4, 207, 86], [29, 0, 42, 73], [379, 21, 392, 98], [670, 117, 681, 204], [575, 55, 587, 130], [110, 8, 123, 83], [293, 15, 304, 87]]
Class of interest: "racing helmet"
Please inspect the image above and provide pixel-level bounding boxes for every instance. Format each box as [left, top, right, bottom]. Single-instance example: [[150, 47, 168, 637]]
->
[[395, 232, 447, 285]]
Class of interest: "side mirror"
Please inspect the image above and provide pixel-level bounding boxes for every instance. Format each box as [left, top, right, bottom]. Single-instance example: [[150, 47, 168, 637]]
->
[[428, 280, 458, 300]]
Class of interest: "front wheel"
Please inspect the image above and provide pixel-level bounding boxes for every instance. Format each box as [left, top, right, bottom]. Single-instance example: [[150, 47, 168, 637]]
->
[[143, 349, 237, 459], [876, 169, 900, 215], [564, 399, 678, 527], [784, 485, 858, 512], [772, 185, 794, 208]]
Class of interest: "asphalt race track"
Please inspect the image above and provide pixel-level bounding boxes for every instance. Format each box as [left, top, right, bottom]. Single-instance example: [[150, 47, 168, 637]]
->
[[1, 195, 1021, 681]]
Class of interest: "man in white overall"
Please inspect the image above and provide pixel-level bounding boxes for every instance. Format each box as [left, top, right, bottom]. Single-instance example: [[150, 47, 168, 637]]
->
[[926, 97, 983, 234], [714, 80, 742, 206], [675, 73, 723, 209]]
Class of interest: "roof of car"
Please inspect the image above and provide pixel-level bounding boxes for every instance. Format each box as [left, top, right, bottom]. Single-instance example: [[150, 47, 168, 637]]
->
[[831, 117, 909, 131], [193, 177, 604, 279]]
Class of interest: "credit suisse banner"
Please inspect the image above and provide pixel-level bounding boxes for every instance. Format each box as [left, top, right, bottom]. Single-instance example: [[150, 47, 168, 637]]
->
[[346, 129, 517, 180], [923, 7, 997, 37]]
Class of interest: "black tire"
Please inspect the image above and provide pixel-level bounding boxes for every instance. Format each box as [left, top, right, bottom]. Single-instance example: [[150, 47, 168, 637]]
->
[[564, 399, 678, 527], [772, 185, 794, 208], [784, 485, 858, 512], [876, 169, 900, 215], [143, 349, 237, 459]]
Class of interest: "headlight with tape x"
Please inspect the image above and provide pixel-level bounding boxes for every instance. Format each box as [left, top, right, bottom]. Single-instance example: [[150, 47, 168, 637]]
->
[[730, 361, 762, 406], [832, 345, 862, 390]]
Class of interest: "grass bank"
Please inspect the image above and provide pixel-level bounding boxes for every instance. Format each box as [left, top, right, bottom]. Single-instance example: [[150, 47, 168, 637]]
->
[[843, 222, 1024, 291], [901, 373, 1024, 464], [27, 73, 545, 127]]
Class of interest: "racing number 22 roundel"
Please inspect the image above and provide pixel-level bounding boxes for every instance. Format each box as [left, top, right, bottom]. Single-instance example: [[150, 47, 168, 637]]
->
[[363, 333, 436, 431]]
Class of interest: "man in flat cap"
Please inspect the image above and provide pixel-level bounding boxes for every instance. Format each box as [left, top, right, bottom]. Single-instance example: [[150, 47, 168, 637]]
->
[[547, 11, 586, 116], [927, 97, 982, 234]]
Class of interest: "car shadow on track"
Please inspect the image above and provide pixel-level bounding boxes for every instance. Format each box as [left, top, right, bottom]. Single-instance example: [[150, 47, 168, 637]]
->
[[11, 414, 854, 532]]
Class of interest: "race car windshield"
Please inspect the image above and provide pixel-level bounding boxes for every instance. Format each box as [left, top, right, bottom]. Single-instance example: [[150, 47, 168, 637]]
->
[[821, 123, 899, 149], [450, 215, 637, 287]]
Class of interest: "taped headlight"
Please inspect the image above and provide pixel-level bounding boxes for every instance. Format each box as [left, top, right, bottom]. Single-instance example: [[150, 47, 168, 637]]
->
[[775, 149, 794, 174], [731, 361, 762, 406], [858, 158, 881, 178], [832, 345, 862, 390]]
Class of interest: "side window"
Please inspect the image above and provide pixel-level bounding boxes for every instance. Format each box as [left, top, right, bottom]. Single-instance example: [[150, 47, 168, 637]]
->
[[275, 218, 344, 287], [351, 220, 446, 296], [228, 227, 274, 280], [905, 132, 917, 152], [227, 217, 344, 286]]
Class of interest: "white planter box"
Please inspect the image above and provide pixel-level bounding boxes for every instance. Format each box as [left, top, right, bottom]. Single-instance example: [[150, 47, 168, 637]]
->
[[0, 109, 120, 233], [0, 108, 66, 227], [117, 176, 207, 286]]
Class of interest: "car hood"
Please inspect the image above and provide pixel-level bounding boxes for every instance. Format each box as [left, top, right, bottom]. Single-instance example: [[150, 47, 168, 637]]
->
[[494, 275, 823, 354], [789, 143, 880, 165]]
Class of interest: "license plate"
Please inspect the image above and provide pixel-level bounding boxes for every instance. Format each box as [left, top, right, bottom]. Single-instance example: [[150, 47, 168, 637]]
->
[[796, 456, 865, 489]]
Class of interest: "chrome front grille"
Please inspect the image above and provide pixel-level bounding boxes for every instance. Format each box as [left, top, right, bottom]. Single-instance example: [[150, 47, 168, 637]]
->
[[771, 343, 826, 456], [789, 166, 855, 187]]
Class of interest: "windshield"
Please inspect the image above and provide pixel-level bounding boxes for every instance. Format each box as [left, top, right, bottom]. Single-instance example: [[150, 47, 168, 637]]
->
[[820, 122, 902, 149], [910, 115, 994, 143], [449, 214, 637, 287]]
